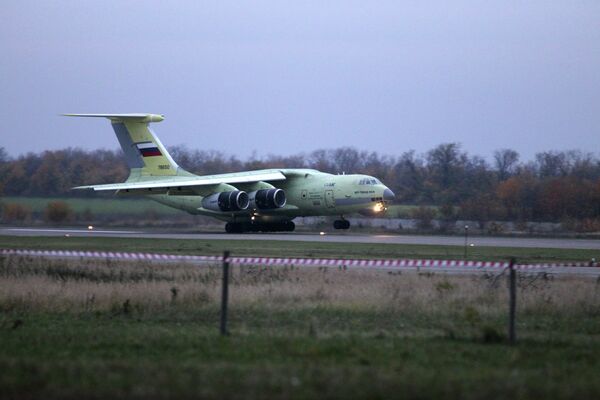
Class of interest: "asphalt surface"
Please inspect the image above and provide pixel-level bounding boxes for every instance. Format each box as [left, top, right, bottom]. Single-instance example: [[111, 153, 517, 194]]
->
[[2, 226, 600, 250]]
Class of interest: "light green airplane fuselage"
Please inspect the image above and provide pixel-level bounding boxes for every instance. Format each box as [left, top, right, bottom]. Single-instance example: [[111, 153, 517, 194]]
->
[[149, 169, 390, 223]]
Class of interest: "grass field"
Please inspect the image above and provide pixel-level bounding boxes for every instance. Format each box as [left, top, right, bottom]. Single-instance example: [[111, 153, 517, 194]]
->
[[1, 235, 599, 263], [0, 196, 180, 215], [381, 204, 423, 218], [1, 249, 600, 399]]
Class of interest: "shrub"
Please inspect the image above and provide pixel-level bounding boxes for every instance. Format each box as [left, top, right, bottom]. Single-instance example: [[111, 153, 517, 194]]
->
[[79, 207, 94, 222], [435, 279, 455, 294], [44, 201, 72, 223], [438, 203, 457, 233], [480, 325, 504, 343], [562, 218, 600, 233], [487, 221, 504, 235], [411, 206, 436, 231], [1, 202, 31, 223]]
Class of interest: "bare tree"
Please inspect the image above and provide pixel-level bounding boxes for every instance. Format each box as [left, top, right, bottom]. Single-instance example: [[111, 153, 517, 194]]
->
[[0, 147, 9, 163], [426, 143, 469, 203], [332, 147, 362, 174], [392, 151, 425, 203], [493, 149, 520, 181], [535, 151, 569, 178]]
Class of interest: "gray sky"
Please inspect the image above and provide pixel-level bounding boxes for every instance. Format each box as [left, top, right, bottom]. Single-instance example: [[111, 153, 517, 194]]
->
[[1, 1, 599, 161]]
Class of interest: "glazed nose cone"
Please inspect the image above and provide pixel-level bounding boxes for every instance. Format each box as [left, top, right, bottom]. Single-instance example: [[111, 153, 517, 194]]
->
[[383, 188, 395, 201]]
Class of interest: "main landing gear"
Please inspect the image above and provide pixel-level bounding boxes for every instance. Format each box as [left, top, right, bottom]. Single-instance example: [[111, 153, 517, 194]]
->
[[333, 219, 350, 230], [225, 221, 295, 233]]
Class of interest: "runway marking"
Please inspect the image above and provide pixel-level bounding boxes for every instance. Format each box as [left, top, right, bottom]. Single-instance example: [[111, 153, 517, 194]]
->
[[4, 228, 140, 234]]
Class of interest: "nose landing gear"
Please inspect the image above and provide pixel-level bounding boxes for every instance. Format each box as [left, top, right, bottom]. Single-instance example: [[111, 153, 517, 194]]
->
[[333, 219, 350, 230]]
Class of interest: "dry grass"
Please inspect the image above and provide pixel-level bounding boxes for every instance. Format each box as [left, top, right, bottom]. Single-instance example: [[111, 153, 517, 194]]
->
[[2, 255, 600, 399], [2, 255, 599, 323]]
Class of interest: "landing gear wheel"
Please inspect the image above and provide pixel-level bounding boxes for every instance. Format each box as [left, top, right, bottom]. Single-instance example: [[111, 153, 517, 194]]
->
[[257, 221, 295, 232], [281, 220, 295, 232], [333, 220, 350, 230], [225, 222, 244, 233], [226, 221, 295, 233]]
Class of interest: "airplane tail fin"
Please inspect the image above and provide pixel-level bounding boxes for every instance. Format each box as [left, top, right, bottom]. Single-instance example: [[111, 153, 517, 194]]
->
[[63, 113, 193, 181]]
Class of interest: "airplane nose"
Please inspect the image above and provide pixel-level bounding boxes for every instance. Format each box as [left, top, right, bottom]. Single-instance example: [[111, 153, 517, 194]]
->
[[383, 188, 395, 201]]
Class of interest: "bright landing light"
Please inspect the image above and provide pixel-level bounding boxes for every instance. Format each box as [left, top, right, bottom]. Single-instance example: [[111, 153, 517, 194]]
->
[[373, 203, 385, 213]]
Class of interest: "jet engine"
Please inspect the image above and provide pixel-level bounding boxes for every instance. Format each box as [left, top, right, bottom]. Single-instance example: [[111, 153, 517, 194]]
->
[[248, 188, 286, 210], [202, 191, 249, 212]]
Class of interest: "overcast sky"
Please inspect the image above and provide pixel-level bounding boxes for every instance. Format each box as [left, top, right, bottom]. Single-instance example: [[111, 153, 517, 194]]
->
[[1, 1, 599, 161]]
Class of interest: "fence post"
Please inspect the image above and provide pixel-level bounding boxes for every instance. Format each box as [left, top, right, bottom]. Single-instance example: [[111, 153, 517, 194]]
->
[[508, 257, 517, 344], [463, 225, 469, 259], [220, 250, 230, 336]]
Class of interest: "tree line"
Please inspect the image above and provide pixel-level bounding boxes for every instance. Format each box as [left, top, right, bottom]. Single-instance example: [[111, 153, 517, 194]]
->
[[1, 144, 600, 222]]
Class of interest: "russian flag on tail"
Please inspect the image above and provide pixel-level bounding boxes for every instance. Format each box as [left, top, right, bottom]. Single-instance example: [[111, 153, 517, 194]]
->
[[136, 141, 162, 157]]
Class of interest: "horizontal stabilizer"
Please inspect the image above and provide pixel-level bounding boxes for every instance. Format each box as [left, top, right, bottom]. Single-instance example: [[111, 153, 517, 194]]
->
[[62, 113, 165, 123]]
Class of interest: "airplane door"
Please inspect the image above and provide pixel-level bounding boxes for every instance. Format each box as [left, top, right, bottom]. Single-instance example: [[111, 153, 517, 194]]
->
[[324, 190, 335, 208]]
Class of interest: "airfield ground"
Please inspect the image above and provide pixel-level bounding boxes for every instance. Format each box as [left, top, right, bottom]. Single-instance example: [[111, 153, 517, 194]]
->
[[1, 236, 600, 399]]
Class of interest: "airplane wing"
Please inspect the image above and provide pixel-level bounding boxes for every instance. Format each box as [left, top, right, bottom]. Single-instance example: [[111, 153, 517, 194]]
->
[[74, 170, 287, 195]]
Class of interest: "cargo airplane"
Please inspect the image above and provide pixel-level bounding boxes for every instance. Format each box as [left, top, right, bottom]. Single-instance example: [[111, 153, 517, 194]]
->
[[65, 113, 395, 233]]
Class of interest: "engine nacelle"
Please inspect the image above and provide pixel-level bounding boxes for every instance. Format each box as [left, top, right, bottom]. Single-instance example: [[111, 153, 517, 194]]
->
[[202, 191, 249, 212], [248, 189, 286, 210]]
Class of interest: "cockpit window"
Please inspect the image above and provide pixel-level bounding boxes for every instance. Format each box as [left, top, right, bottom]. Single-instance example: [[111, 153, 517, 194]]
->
[[358, 178, 381, 185]]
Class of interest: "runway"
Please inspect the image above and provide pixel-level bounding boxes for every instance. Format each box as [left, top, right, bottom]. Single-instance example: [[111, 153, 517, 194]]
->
[[2, 226, 600, 250]]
